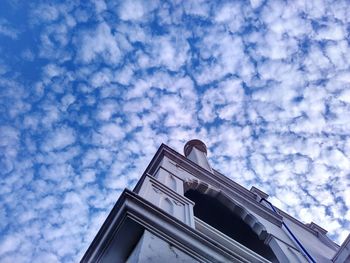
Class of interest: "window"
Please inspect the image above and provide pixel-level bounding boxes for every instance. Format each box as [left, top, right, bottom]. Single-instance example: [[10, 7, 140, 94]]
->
[[185, 189, 278, 262]]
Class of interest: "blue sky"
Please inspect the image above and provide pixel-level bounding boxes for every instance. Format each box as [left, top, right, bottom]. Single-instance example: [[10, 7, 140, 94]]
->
[[0, 0, 350, 261]]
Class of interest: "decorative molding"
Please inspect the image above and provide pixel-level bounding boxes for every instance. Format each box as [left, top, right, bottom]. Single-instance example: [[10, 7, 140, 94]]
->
[[264, 232, 300, 252], [146, 175, 195, 206], [194, 217, 271, 263], [154, 165, 186, 183], [152, 186, 162, 194], [154, 146, 284, 226], [185, 178, 269, 241], [250, 186, 269, 201], [332, 234, 350, 263], [144, 144, 333, 237], [306, 222, 328, 235], [138, 174, 195, 227], [173, 200, 182, 206], [82, 190, 273, 263], [85, 143, 341, 263]]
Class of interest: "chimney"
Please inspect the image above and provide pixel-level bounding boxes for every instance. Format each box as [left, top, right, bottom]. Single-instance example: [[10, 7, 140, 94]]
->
[[184, 139, 213, 172]]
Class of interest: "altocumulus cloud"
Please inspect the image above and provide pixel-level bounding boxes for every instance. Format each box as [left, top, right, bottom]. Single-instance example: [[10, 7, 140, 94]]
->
[[0, 0, 350, 262]]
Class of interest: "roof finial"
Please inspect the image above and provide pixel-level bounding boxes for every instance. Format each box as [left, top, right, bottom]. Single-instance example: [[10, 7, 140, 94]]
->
[[184, 139, 212, 172]]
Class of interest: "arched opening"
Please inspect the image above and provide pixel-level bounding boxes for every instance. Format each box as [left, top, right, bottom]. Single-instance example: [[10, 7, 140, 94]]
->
[[185, 188, 278, 262]]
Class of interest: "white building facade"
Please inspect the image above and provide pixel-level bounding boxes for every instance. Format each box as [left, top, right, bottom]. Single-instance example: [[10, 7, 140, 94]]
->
[[81, 140, 350, 263]]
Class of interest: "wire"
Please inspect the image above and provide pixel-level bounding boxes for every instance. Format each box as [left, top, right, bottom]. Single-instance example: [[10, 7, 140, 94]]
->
[[259, 198, 317, 263]]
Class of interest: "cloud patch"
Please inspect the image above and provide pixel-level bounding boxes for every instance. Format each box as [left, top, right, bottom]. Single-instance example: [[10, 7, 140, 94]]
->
[[0, 0, 350, 262]]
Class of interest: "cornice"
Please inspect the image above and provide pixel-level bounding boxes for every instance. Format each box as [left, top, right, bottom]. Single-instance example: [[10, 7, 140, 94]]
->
[[274, 207, 339, 247], [332, 234, 350, 262], [83, 189, 273, 263], [145, 144, 283, 227], [134, 143, 339, 250], [147, 143, 340, 243]]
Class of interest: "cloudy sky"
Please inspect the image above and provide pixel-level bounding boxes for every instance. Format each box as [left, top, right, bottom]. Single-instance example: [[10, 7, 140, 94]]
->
[[0, 0, 350, 261]]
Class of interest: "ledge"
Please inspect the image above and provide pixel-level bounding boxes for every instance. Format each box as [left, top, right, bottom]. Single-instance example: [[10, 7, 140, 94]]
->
[[143, 144, 283, 228], [194, 217, 271, 263], [82, 189, 271, 263], [332, 234, 350, 263]]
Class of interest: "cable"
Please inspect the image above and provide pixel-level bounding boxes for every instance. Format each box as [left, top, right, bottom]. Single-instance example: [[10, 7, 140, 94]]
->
[[259, 198, 317, 263]]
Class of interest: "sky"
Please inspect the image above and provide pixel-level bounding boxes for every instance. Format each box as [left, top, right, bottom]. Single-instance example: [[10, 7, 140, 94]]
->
[[0, 0, 350, 262]]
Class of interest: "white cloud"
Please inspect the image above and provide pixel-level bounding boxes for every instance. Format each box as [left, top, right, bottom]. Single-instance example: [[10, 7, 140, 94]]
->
[[250, 0, 264, 9], [123, 97, 152, 113], [146, 36, 189, 71], [0, 20, 19, 39], [315, 23, 345, 41], [119, 0, 145, 21], [183, 0, 211, 17], [199, 78, 244, 123], [60, 94, 75, 111], [96, 100, 119, 121], [32, 4, 60, 23], [2, 0, 350, 261], [94, 0, 107, 14], [40, 163, 75, 182], [41, 126, 76, 152], [338, 88, 350, 104], [0, 126, 19, 148], [79, 22, 121, 65], [92, 123, 125, 146], [215, 2, 243, 32], [0, 235, 21, 255], [90, 68, 113, 88]]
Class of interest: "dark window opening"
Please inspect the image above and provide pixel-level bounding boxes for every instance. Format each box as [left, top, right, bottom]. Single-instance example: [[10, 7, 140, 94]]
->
[[185, 189, 278, 262]]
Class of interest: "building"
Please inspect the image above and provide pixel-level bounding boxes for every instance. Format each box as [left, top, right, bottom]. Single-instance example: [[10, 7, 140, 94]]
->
[[81, 140, 350, 262]]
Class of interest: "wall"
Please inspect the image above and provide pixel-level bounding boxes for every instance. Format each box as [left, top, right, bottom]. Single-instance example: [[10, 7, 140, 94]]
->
[[126, 230, 199, 263]]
